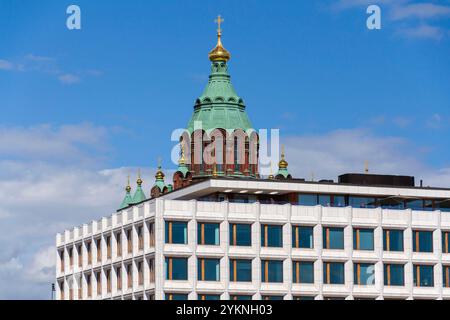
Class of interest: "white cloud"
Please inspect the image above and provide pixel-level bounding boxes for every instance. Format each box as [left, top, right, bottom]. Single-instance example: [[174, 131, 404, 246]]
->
[[397, 23, 446, 40], [283, 128, 450, 187], [58, 73, 80, 85], [390, 3, 450, 21], [0, 124, 165, 299], [0, 59, 14, 70]]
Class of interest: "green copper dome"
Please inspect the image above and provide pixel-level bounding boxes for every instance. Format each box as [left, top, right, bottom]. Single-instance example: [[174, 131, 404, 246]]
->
[[119, 179, 133, 209], [186, 50, 253, 134], [131, 175, 146, 204]]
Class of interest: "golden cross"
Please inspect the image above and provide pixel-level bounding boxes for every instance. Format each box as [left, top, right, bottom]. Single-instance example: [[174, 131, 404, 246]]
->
[[215, 15, 224, 33]]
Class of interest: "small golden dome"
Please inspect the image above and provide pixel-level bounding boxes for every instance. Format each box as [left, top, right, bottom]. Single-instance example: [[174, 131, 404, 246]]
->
[[278, 145, 288, 169], [209, 33, 231, 62], [126, 185, 131, 193], [136, 169, 143, 186], [155, 167, 165, 180], [208, 15, 230, 62]]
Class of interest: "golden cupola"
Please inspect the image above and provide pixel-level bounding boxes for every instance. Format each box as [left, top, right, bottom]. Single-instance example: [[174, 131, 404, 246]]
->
[[208, 15, 231, 62]]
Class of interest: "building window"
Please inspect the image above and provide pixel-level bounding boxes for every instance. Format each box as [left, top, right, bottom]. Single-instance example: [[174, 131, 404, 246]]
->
[[230, 259, 252, 282], [165, 257, 188, 280], [116, 266, 122, 291], [383, 229, 404, 252], [262, 295, 284, 300], [165, 221, 188, 244], [384, 264, 404, 286], [230, 295, 252, 300], [349, 196, 376, 208], [126, 264, 132, 288], [116, 233, 122, 257], [261, 225, 283, 247], [323, 227, 344, 250], [77, 244, 82, 267], [292, 226, 313, 249], [293, 296, 315, 300], [198, 258, 220, 281], [198, 222, 220, 245], [59, 281, 64, 300], [86, 241, 92, 265], [106, 269, 111, 293], [96, 272, 101, 295], [68, 247, 73, 267], [96, 238, 101, 262], [59, 250, 64, 272], [106, 235, 111, 259], [229, 223, 251, 246], [354, 263, 375, 285], [148, 258, 155, 283], [413, 230, 433, 253], [353, 228, 374, 251], [323, 262, 345, 285], [86, 274, 92, 297], [414, 265, 434, 287], [138, 261, 143, 285], [298, 194, 318, 206], [138, 225, 144, 250], [443, 231, 450, 254], [292, 261, 314, 284], [149, 222, 155, 247], [444, 266, 450, 288], [126, 229, 132, 253], [199, 294, 220, 300], [165, 293, 188, 300], [261, 260, 283, 283]]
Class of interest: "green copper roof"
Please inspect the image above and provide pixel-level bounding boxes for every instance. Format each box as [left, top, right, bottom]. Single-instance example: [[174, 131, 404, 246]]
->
[[276, 167, 291, 179], [131, 181, 146, 204], [176, 162, 190, 178], [186, 60, 253, 133], [119, 188, 133, 210]]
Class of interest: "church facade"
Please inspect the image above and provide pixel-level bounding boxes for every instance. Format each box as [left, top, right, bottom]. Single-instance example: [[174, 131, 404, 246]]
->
[[55, 18, 450, 300]]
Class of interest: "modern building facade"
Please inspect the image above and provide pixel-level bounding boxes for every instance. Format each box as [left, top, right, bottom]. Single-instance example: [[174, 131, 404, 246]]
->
[[55, 18, 450, 300]]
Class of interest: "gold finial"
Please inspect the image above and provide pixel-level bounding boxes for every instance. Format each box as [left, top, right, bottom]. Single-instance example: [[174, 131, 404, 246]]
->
[[209, 15, 231, 62], [126, 175, 131, 193], [278, 144, 288, 169], [136, 168, 143, 186], [155, 159, 165, 180]]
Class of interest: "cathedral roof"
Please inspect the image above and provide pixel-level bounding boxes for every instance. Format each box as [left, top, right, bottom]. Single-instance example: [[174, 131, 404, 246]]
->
[[131, 171, 146, 204]]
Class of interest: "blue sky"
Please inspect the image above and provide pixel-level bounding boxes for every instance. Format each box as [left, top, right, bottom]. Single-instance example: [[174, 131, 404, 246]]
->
[[0, 0, 449, 299]]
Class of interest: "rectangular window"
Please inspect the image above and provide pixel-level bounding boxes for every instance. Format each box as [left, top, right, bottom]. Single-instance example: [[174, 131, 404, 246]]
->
[[199, 294, 220, 300], [383, 229, 404, 252], [126, 229, 132, 254], [414, 265, 434, 287], [384, 264, 404, 286], [298, 194, 318, 206], [262, 295, 284, 300], [198, 222, 220, 245], [138, 261, 143, 285], [318, 195, 331, 207], [229, 223, 251, 246], [230, 295, 252, 300], [165, 293, 188, 300], [106, 269, 111, 293], [59, 250, 64, 272], [323, 227, 344, 249], [444, 266, 450, 288], [106, 235, 111, 259], [116, 233, 122, 257], [443, 231, 450, 254], [96, 272, 101, 295], [77, 245, 82, 267], [96, 238, 101, 262], [323, 262, 345, 284], [165, 257, 188, 280], [292, 261, 314, 284], [349, 197, 376, 208], [138, 226, 143, 250], [354, 263, 375, 285], [413, 230, 433, 253], [69, 247, 73, 267], [165, 221, 188, 244], [87, 241, 92, 265], [116, 267, 122, 290], [292, 226, 313, 249], [86, 275, 92, 297], [353, 228, 374, 251], [261, 260, 283, 283], [261, 225, 283, 247], [198, 258, 220, 281], [333, 195, 346, 207], [293, 296, 315, 300], [149, 222, 155, 247], [230, 259, 252, 282], [126, 264, 132, 288]]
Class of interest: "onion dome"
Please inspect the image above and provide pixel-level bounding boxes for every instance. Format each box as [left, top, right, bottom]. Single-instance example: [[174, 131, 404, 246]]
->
[[276, 145, 292, 179], [131, 169, 146, 204], [175, 143, 189, 178], [119, 176, 133, 209], [208, 15, 231, 62]]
